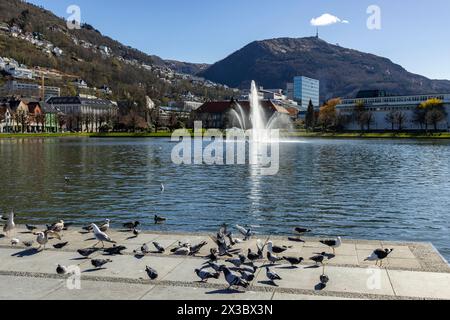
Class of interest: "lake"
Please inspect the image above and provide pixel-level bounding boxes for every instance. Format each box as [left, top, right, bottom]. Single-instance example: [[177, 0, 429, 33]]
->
[[0, 137, 449, 262]]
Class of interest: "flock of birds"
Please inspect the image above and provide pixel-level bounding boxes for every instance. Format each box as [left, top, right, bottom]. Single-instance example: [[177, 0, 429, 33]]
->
[[1, 210, 396, 291]]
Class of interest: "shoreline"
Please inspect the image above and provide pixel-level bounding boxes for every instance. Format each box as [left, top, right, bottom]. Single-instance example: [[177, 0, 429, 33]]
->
[[1, 132, 450, 139]]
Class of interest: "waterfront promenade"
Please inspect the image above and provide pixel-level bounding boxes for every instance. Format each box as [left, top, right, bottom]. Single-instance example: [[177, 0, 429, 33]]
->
[[0, 226, 449, 300]]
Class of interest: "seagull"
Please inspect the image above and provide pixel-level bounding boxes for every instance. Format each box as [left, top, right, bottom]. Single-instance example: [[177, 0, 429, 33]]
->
[[220, 265, 249, 290], [226, 254, 246, 268], [267, 241, 291, 254], [294, 227, 311, 235], [91, 223, 115, 248], [195, 268, 220, 282], [103, 245, 126, 255], [145, 266, 158, 280], [267, 251, 283, 265], [3, 211, 15, 236], [26, 224, 37, 232], [190, 241, 208, 256], [123, 221, 140, 230], [48, 220, 65, 233], [236, 225, 253, 241], [266, 267, 282, 285], [154, 215, 166, 224], [56, 265, 68, 275], [160, 183, 165, 192], [310, 252, 327, 265], [53, 242, 69, 249], [365, 249, 394, 267], [91, 259, 112, 269], [11, 238, 20, 246], [36, 230, 61, 250], [320, 237, 342, 255], [283, 256, 304, 267], [99, 219, 110, 232], [77, 247, 98, 258], [152, 241, 165, 253]]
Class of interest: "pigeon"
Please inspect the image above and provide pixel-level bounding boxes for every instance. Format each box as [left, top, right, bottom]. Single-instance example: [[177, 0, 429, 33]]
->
[[283, 256, 304, 267], [320, 237, 342, 255], [56, 264, 68, 275], [220, 266, 249, 290], [190, 241, 208, 256], [154, 215, 166, 224], [48, 220, 65, 233], [3, 211, 15, 236], [195, 268, 220, 282], [91, 223, 115, 248], [53, 242, 69, 249], [365, 249, 394, 267], [123, 221, 140, 229], [145, 266, 158, 280], [11, 238, 20, 246], [206, 248, 218, 262], [294, 227, 311, 235], [133, 228, 141, 237], [99, 219, 110, 232], [267, 251, 283, 264], [320, 274, 330, 286], [247, 249, 260, 262], [210, 234, 232, 257], [91, 259, 112, 269], [152, 242, 165, 253], [26, 224, 37, 232], [310, 252, 327, 265], [266, 267, 282, 285], [204, 261, 222, 272], [267, 241, 291, 254], [240, 264, 258, 274], [237, 270, 255, 282], [174, 246, 190, 255], [23, 240, 34, 248], [77, 248, 98, 258], [139, 243, 150, 255], [103, 245, 126, 255], [226, 254, 246, 268], [235, 225, 253, 241]]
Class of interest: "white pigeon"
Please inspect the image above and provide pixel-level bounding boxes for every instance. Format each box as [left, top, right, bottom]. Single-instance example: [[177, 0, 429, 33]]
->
[[3, 211, 15, 236], [91, 224, 115, 248]]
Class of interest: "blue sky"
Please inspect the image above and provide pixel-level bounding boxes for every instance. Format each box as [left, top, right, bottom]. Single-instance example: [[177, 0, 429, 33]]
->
[[28, 0, 450, 80]]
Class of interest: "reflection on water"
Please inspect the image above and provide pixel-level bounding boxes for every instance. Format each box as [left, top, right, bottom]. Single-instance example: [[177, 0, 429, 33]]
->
[[0, 137, 449, 261]]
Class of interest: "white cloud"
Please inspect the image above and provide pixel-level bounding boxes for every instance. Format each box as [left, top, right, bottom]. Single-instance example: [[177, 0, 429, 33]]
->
[[310, 13, 350, 27]]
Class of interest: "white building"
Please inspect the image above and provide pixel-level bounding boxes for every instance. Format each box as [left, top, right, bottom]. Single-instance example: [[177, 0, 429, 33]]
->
[[1, 80, 61, 100], [336, 93, 450, 131], [5, 64, 33, 79]]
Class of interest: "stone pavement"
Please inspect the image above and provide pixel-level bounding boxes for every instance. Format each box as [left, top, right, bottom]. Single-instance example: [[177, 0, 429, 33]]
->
[[0, 226, 449, 300]]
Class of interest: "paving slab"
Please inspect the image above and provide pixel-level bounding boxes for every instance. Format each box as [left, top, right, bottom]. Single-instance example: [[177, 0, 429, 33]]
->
[[0, 275, 63, 300], [388, 270, 450, 299], [141, 285, 273, 300], [43, 280, 154, 300]]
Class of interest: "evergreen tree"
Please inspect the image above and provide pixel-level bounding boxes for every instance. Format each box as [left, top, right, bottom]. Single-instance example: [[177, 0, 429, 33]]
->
[[305, 99, 316, 130]]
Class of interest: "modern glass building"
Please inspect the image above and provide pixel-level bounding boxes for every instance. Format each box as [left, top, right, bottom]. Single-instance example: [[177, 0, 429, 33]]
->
[[293, 76, 320, 109]]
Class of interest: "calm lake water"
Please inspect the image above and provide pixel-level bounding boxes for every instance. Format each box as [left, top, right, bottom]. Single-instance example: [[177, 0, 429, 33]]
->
[[0, 137, 449, 261]]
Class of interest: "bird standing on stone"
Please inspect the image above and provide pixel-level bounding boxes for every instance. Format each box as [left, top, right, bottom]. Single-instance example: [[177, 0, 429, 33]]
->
[[267, 251, 283, 265], [236, 225, 253, 241], [320, 274, 330, 286], [3, 211, 15, 237], [247, 249, 260, 262], [91, 223, 115, 248], [145, 266, 158, 280], [152, 241, 165, 253], [237, 269, 255, 282], [195, 268, 220, 282], [282, 256, 304, 267], [36, 230, 61, 250], [99, 219, 110, 232], [220, 266, 249, 290], [133, 228, 141, 237], [365, 249, 394, 267], [266, 267, 282, 286], [48, 220, 65, 233], [91, 259, 112, 269], [77, 247, 98, 258], [226, 254, 246, 268], [320, 237, 342, 255], [56, 265, 68, 275], [310, 252, 327, 266], [190, 241, 208, 256]]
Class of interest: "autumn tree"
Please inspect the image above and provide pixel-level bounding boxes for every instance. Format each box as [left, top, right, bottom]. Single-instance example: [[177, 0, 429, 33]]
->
[[318, 98, 341, 131]]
